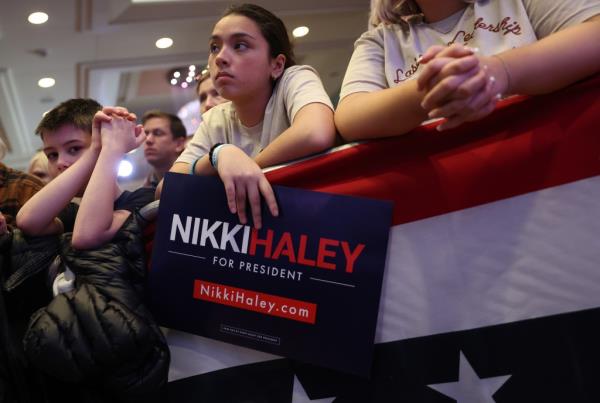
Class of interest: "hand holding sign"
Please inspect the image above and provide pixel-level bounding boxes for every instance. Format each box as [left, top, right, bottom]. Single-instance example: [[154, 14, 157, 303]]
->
[[150, 174, 392, 376], [216, 145, 279, 229]]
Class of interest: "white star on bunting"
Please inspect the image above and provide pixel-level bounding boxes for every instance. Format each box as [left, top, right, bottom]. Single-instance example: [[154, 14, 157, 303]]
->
[[428, 351, 511, 403], [292, 375, 336, 403]]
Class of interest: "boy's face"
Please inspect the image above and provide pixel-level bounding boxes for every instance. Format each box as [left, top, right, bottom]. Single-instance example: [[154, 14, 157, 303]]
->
[[42, 124, 91, 179]]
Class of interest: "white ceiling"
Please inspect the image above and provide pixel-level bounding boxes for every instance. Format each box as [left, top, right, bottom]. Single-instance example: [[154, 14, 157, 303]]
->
[[0, 0, 369, 170]]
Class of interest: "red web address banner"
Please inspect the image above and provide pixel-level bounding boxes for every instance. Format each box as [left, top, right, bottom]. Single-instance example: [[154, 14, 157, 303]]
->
[[193, 279, 317, 324]]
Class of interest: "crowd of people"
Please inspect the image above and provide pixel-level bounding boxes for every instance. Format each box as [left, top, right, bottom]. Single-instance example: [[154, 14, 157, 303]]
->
[[1, 1, 599, 401]]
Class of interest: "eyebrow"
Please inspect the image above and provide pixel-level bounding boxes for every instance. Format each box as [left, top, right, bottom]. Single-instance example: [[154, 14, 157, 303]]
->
[[209, 32, 256, 41], [43, 139, 85, 152]]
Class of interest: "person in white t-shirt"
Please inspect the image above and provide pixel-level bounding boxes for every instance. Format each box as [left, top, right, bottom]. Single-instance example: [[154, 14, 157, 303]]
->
[[165, 4, 335, 229], [335, 0, 600, 139]]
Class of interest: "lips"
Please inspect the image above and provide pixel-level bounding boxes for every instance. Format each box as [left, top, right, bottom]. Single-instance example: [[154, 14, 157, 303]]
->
[[215, 71, 233, 81]]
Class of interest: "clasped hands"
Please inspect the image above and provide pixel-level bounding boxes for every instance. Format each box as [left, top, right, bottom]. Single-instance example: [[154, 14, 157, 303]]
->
[[417, 44, 510, 131], [93, 107, 145, 154]]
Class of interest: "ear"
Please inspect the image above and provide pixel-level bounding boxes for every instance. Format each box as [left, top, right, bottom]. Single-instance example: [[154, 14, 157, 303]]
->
[[175, 136, 186, 153], [270, 54, 286, 80]]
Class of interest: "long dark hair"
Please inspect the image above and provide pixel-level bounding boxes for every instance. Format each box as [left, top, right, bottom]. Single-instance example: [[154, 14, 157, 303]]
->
[[223, 4, 296, 68]]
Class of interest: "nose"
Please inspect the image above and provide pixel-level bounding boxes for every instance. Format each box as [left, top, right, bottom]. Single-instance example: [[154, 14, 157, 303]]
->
[[145, 133, 154, 144], [214, 46, 230, 68], [56, 156, 71, 173]]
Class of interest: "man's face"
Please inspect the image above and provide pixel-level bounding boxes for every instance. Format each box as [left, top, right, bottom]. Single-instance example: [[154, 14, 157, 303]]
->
[[143, 117, 185, 169], [197, 76, 226, 114], [42, 124, 91, 179]]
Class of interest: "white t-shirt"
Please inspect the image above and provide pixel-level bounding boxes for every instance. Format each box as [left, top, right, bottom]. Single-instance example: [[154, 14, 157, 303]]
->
[[340, 0, 600, 100], [178, 65, 333, 164]]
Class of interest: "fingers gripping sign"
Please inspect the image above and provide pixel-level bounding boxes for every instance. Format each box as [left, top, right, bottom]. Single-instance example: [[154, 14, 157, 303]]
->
[[216, 145, 279, 229]]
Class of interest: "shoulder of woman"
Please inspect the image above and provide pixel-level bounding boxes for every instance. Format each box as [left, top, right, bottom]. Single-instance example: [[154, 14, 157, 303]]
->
[[365, 23, 392, 38], [275, 66, 326, 93], [201, 102, 233, 126], [353, 24, 392, 49], [281, 65, 329, 85]]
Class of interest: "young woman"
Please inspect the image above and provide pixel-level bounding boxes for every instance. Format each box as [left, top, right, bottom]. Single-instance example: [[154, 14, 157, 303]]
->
[[335, 0, 600, 138], [167, 4, 336, 229]]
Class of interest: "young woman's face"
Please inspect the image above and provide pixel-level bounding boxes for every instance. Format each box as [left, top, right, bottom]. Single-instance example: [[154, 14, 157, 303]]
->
[[208, 14, 284, 103], [42, 124, 91, 179]]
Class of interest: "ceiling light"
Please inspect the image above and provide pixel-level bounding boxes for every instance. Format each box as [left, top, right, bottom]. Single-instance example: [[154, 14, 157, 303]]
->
[[118, 160, 133, 177], [28, 12, 48, 25], [167, 65, 203, 88], [38, 77, 55, 88], [155, 37, 173, 49], [292, 26, 309, 38]]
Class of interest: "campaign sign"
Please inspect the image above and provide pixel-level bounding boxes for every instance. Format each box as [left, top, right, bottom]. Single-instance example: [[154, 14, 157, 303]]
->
[[148, 173, 392, 376]]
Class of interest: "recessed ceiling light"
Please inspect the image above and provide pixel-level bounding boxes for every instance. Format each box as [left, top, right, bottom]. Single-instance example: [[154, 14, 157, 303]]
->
[[181, 82, 188, 89], [173, 71, 181, 78], [28, 12, 48, 25], [170, 78, 177, 85], [155, 37, 173, 49], [38, 77, 55, 88], [292, 26, 309, 38], [189, 65, 196, 71]]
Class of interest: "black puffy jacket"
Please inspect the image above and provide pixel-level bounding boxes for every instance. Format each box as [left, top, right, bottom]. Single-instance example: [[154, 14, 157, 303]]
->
[[1, 228, 59, 403], [5, 214, 169, 402]]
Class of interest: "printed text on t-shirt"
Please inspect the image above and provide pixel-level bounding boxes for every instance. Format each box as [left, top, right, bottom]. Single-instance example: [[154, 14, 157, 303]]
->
[[394, 16, 522, 83]]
